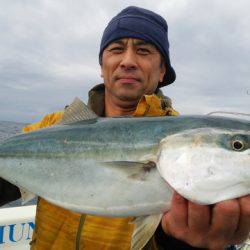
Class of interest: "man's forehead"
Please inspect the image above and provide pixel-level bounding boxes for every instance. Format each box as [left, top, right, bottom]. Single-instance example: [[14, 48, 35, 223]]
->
[[109, 38, 156, 47]]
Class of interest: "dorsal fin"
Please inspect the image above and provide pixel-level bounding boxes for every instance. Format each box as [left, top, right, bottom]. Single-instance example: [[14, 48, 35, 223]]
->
[[60, 97, 98, 125]]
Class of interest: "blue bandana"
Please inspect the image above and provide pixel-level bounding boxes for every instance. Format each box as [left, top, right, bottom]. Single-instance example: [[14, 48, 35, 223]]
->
[[99, 6, 176, 87]]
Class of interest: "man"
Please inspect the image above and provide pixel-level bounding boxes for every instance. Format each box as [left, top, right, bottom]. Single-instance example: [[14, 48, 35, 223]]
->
[[1, 6, 249, 250]]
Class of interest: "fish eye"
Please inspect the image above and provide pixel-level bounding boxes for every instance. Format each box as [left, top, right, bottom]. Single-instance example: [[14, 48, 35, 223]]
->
[[232, 140, 245, 151]]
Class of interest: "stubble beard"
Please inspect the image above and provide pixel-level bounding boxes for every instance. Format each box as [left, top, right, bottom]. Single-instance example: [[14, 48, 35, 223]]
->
[[112, 86, 144, 103]]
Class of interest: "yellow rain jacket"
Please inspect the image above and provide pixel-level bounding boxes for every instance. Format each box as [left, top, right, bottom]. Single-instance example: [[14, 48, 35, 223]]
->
[[24, 84, 178, 250]]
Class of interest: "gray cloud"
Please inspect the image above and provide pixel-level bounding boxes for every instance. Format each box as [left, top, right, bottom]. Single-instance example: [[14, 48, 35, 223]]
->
[[161, 0, 250, 114], [0, 0, 249, 122]]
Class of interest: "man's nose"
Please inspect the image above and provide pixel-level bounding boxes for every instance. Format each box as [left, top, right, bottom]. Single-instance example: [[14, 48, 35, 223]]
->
[[120, 48, 138, 70]]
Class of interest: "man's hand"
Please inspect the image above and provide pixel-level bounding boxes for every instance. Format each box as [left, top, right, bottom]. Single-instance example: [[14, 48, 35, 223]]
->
[[161, 191, 250, 250]]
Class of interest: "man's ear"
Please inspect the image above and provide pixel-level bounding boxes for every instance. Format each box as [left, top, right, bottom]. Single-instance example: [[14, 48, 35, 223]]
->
[[159, 64, 166, 82], [101, 67, 103, 78]]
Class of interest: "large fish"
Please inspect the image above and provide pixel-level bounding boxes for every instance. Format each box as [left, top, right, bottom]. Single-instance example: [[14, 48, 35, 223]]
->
[[0, 99, 249, 217], [0, 99, 249, 249]]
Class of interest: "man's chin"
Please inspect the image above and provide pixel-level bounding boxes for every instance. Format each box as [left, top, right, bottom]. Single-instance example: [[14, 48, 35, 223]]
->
[[106, 82, 145, 102], [116, 91, 143, 102]]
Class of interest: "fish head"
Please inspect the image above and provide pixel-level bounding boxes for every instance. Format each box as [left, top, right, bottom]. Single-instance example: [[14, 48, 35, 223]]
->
[[157, 128, 250, 205]]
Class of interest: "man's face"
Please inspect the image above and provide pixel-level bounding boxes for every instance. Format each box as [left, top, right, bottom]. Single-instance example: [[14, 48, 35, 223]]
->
[[101, 38, 166, 102]]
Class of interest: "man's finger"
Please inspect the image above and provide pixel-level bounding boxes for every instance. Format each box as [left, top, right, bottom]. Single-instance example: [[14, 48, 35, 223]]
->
[[161, 191, 188, 237], [188, 201, 210, 234], [170, 192, 188, 228], [211, 199, 240, 240], [233, 195, 250, 244]]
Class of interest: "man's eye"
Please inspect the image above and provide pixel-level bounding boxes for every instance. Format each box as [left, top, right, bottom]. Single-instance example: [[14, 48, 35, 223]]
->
[[108, 47, 124, 53], [137, 48, 150, 55]]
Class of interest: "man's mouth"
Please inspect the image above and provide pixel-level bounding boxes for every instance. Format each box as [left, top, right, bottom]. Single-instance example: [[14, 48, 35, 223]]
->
[[116, 76, 141, 84]]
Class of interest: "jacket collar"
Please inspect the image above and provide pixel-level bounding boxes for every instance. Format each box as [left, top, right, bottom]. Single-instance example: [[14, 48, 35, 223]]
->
[[87, 83, 172, 117]]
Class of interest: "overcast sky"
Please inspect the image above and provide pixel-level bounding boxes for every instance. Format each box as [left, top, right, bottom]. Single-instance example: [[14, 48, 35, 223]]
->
[[0, 0, 249, 122]]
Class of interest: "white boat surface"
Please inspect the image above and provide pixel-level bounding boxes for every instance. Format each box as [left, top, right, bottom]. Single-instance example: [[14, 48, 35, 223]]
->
[[0, 205, 36, 249]]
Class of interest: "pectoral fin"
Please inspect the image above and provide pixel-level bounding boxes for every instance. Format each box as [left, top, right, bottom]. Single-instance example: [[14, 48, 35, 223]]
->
[[103, 161, 157, 181]]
